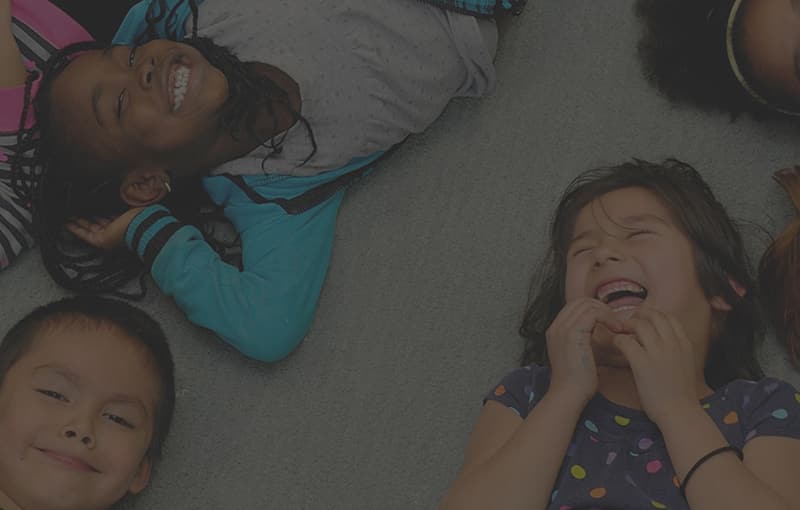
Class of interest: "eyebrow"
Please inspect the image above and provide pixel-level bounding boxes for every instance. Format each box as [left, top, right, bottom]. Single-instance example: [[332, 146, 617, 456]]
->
[[90, 47, 117, 127], [570, 214, 668, 244], [34, 365, 150, 414], [35, 364, 80, 384], [91, 84, 104, 127], [107, 393, 150, 416]]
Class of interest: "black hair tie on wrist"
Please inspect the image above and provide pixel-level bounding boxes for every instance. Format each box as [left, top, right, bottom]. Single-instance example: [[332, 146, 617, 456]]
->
[[680, 445, 744, 500]]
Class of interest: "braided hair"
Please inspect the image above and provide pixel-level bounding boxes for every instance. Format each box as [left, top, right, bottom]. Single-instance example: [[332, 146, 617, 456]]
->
[[11, 0, 316, 298]]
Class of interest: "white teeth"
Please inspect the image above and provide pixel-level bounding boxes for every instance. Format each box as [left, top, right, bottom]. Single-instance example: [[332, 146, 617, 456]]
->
[[596, 281, 646, 302], [172, 65, 190, 112]]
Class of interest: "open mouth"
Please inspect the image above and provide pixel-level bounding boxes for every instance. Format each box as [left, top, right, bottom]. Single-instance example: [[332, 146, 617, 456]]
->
[[166, 56, 192, 112], [595, 279, 648, 310]]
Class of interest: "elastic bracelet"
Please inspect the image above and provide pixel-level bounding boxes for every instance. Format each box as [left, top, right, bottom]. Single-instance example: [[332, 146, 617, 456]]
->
[[679, 445, 744, 500]]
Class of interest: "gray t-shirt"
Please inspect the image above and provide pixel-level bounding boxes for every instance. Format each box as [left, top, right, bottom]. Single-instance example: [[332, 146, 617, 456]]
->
[[190, 0, 497, 177]]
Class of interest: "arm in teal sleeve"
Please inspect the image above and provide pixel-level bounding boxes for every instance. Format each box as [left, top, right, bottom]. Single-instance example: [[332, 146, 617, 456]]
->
[[125, 190, 343, 362], [113, 0, 204, 44]]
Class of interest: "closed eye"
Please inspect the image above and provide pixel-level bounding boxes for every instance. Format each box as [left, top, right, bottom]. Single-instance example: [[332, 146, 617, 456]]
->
[[117, 90, 125, 119], [627, 230, 653, 239], [116, 46, 138, 120], [128, 46, 138, 67], [37, 389, 68, 402], [104, 413, 134, 428], [570, 246, 593, 257]]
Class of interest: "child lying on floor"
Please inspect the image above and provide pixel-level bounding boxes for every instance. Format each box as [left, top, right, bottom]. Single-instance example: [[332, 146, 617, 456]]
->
[[440, 159, 800, 510], [0, 296, 174, 510]]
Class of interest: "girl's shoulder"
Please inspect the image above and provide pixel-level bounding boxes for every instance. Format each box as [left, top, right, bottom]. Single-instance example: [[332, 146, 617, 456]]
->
[[483, 363, 552, 419], [718, 376, 799, 406], [11, 0, 91, 51], [709, 377, 800, 444]]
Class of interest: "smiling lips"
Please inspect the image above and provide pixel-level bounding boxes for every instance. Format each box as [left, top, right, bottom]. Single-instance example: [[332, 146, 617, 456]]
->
[[595, 279, 648, 310], [39, 448, 98, 472]]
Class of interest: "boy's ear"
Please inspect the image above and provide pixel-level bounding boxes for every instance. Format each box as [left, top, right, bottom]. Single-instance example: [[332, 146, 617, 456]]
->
[[710, 277, 747, 312], [128, 457, 152, 495], [119, 167, 171, 207]]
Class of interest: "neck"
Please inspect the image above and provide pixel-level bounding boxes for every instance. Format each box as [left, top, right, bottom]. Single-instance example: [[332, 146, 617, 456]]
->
[[596, 366, 713, 412]]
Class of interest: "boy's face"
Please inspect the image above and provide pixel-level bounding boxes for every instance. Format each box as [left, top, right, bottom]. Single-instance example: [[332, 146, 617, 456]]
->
[[0, 322, 160, 510], [563, 186, 726, 367]]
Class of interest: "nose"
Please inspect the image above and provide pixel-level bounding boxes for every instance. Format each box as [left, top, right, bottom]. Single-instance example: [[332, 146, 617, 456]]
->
[[137, 56, 157, 90], [592, 236, 624, 266], [62, 419, 96, 449]]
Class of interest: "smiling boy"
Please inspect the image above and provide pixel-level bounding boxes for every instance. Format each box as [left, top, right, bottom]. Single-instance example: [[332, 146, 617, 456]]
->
[[0, 296, 174, 510]]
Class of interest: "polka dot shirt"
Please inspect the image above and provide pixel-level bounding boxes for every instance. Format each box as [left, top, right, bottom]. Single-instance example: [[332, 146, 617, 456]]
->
[[485, 364, 800, 510]]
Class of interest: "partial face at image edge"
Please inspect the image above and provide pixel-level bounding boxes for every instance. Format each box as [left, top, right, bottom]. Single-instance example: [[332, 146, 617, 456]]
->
[[0, 323, 160, 510]]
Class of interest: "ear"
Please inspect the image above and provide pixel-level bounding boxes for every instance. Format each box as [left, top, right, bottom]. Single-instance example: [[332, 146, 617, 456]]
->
[[710, 277, 747, 312], [119, 167, 171, 207], [128, 457, 152, 495]]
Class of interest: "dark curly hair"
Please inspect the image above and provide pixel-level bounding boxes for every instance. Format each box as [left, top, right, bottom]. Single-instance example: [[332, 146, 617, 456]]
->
[[519, 159, 764, 389], [635, 0, 793, 119]]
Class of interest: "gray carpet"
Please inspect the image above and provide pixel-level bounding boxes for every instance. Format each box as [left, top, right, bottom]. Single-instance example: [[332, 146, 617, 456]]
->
[[2, 1, 800, 509]]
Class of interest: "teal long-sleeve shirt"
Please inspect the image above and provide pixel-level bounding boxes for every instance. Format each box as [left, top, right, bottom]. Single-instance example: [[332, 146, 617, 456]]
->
[[123, 155, 382, 362]]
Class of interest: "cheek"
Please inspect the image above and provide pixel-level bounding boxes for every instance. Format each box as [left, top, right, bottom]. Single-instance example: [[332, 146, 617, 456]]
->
[[563, 260, 584, 301], [97, 427, 150, 474], [0, 402, 46, 456]]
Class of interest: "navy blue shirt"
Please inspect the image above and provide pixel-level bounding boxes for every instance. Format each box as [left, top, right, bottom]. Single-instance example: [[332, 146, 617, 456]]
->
[[485, 364, 800, 510]]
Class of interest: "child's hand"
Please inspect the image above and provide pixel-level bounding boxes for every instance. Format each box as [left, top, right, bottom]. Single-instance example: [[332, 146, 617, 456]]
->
[[613, 308, 700, 425], [65, 208, 145, 251], [546, 298, 624, 404]]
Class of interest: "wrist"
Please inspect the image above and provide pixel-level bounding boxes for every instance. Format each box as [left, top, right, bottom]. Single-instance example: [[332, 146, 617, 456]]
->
[[545, 385, 594, 410], [650, 399, 705, 431]]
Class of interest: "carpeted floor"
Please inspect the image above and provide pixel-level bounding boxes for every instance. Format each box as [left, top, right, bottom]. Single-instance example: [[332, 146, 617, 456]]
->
[[2, 1, 799, 509]]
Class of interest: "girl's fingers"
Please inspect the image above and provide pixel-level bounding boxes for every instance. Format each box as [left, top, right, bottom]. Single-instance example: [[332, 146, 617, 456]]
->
[[624, 308, 673, 353], [71, 218, 93, 230], [667, 315, 694, 359], [65, 223, 93, 243], [613, 333, 646, 368], [594, 307, 625, 333]]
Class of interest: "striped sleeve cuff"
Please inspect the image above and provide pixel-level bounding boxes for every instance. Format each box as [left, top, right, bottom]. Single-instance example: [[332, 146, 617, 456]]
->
[[125, 205, 184, 269]]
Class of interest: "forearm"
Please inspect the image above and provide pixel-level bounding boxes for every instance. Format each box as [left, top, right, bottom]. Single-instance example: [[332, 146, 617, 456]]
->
[[0, 2, 26, 88], [440, 391, 585, 510], [659, 405, 790, 510], [125, 200, 338, 362]]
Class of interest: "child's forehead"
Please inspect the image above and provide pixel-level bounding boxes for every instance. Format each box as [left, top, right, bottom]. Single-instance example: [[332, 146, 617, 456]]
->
[[16, 320, 160, 400], [572, 187, 674, 229]]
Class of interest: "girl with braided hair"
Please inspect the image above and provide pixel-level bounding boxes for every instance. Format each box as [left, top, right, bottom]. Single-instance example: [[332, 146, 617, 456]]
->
[[13, 0, 520, 362]]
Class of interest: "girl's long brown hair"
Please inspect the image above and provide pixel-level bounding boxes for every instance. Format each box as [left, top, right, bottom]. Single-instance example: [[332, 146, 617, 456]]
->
[[759, 167, 800, 366]]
